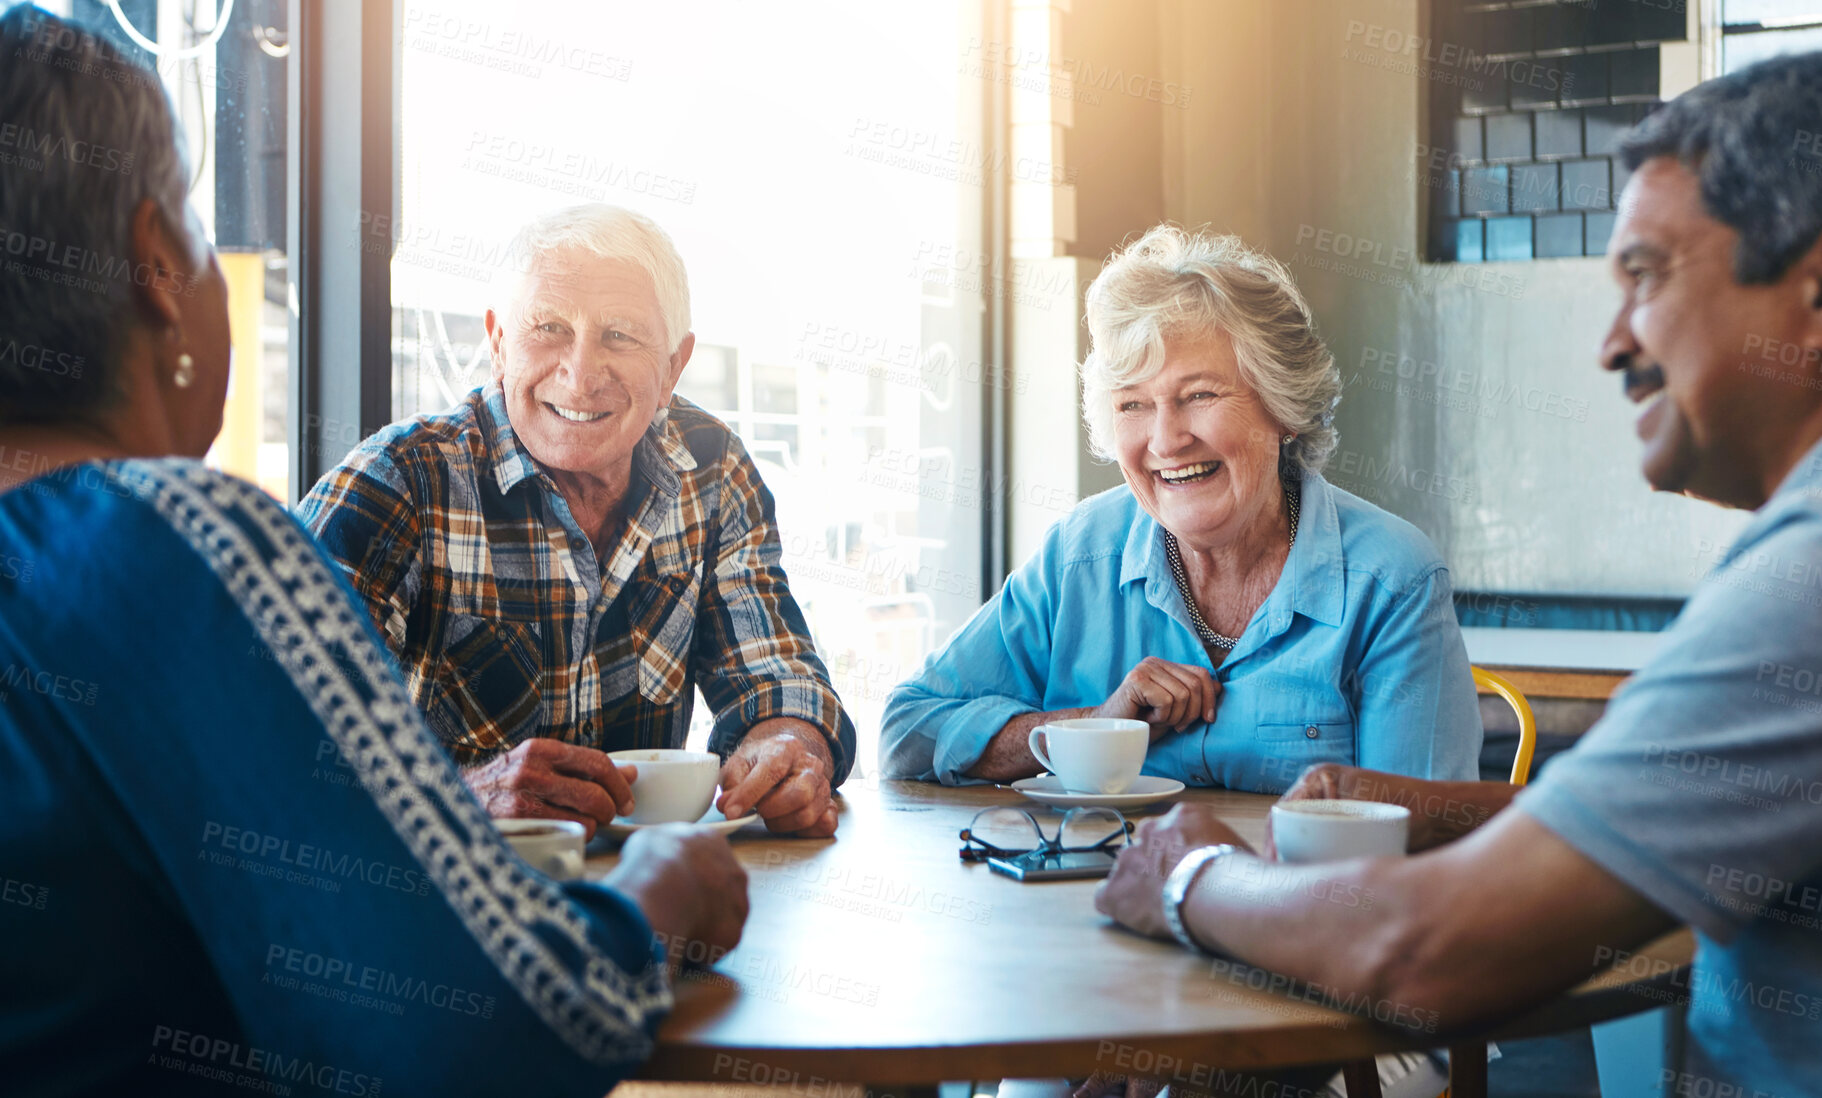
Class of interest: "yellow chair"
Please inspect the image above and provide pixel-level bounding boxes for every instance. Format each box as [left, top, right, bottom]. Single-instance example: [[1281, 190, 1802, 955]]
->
[[1428, 669, 1539, 1098], [1347, 670, 1539, 1098], [1472, 666, 1537, 787]]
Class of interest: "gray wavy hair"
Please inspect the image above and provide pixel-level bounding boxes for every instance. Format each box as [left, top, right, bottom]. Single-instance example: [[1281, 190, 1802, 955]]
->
[[1081, 225, 1341, 475], [0, 5, 200, 425]]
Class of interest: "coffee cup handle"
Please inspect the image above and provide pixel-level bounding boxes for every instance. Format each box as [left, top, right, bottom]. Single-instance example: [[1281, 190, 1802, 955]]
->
[[548, 849, 584, 881], [1027, 728, 1055, 774]]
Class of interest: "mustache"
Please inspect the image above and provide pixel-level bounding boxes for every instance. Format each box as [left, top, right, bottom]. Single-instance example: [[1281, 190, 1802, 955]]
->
[[1621, 361, 1665, 399]]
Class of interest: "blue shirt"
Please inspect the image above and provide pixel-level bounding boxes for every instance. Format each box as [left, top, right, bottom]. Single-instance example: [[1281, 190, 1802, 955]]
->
[[1519, 440, 1822, 1094], [880, 470, 1483, 789], [0, 460, 668, 1096]]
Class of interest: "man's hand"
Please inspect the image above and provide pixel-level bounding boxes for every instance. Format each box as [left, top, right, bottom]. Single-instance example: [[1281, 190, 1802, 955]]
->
[[1094, 805, 1251, 940], [464, 739, 637, 841], [602, 825, 748, 972], [718, 718, 838, 837], [1093, 657, 1221, 741]]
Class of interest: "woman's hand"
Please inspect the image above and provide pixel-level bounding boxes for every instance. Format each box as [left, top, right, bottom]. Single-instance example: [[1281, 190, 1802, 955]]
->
[[1094, 805, 1251, 940], [603, 826, 749, 973], [1264, 763, 1502, 857], [1094, 657, 1221, 741], [1263, 762, 1355, 860]]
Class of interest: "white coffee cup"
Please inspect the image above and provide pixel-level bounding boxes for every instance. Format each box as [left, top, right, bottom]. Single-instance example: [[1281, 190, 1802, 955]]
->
[[608, 748, 721, 824], [1027, 718, 1149, 794], [1270, 800, 1411, 864], [496, 818, 587, 880]]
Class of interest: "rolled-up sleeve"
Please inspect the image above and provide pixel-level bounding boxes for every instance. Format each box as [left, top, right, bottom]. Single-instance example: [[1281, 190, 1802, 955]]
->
[[695, 439, 857, 784], [295, 449, 423, 658], [881, 523, 1063, 784], [1351, 566, 1483, 781]]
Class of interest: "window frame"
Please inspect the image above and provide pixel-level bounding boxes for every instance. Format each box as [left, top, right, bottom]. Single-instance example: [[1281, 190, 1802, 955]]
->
[[1712, 1, 1822, 74], [287, 0, 397, 500]]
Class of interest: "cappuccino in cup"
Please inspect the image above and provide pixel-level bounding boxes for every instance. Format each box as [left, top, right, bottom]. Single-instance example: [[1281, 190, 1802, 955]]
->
[[1270, 800, 1410, 864], [496, 818, 587, 880]]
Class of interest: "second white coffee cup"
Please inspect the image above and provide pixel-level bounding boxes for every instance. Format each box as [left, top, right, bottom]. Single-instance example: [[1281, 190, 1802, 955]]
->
[[608, 748, 721, 824], [1270, 799, 1411, 864], [497, 818, 587, 880], [1027, 718, 1149, 794]]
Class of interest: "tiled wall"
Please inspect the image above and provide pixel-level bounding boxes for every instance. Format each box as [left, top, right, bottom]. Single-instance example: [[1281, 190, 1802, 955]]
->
[[1429, 0, 1687, 262]]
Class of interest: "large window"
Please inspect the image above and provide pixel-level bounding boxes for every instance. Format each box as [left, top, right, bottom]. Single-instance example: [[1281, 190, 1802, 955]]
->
[[1720, 1, 1822, 69], [45, 0, 295, 499], [392, 1, 993, 772]]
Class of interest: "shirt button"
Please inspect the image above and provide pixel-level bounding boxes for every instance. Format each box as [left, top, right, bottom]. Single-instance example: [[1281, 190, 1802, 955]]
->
[[1304, 725, 1320, 739]]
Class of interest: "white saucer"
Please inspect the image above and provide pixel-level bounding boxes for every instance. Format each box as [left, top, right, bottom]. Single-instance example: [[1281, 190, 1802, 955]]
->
[[598, 807, 763, 840], [1009, 775, 1187, 809]]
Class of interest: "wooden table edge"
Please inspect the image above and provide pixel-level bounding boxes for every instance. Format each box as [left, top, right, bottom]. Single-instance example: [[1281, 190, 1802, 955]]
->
[[638, 928, 1696, 1085], [637, 1023, 1442, 1084]]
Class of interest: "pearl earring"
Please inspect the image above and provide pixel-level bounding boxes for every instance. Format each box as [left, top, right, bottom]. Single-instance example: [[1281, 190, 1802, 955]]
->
[[1282, 434, 1294, 445], [173, 353, 195, 389]]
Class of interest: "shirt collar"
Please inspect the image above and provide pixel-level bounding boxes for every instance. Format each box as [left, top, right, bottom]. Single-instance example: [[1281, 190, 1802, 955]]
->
[[479, 383, 699, 498], [1118, 467, 1346, 629], [1282, 469, 1346, 628], [1771, 434, 1822, 505]]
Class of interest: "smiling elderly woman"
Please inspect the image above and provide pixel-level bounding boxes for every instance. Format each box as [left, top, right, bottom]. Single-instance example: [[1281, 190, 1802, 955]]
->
[[881, 226, 1483, 790]]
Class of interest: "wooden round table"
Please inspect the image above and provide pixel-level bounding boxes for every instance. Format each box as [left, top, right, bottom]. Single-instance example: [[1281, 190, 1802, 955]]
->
[[587, 779, 1691, 1090]]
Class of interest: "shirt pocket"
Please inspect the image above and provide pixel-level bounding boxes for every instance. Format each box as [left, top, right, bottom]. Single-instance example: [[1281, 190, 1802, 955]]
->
[[427, 614, 544, 760], [624, 572, 701, 705], [1247, 718, 1358, 793]]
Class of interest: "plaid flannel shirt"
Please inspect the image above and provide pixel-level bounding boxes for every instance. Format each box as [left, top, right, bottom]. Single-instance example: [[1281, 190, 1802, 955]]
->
[[295, 384, 854, 780]]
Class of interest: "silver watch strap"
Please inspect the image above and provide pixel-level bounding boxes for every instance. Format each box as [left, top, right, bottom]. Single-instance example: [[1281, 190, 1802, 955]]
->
[[1162, 844, 1241, 954]]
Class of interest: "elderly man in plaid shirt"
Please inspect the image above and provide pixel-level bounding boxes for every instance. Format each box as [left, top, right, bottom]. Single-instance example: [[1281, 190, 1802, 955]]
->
[[298, 204, 855, 838]]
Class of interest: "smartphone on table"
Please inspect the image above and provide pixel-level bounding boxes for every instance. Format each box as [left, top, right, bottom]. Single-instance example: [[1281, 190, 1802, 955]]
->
[[986, 848, 1118, 881]]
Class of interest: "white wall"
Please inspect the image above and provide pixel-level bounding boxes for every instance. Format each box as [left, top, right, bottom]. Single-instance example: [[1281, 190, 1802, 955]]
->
[[1005, 0, 1749, 597]]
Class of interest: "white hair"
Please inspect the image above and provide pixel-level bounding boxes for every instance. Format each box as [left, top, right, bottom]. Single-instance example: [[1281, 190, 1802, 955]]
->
[[503, 204, 691, 353], [1081, 225, 1341, 474]]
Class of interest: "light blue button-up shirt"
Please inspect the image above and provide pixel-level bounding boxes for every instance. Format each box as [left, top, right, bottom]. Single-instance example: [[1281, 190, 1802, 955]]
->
[[880, 469, 1484, 790]]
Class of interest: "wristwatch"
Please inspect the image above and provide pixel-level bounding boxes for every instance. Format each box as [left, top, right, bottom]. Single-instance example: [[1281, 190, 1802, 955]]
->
[[1161, 844, 1241, 955]]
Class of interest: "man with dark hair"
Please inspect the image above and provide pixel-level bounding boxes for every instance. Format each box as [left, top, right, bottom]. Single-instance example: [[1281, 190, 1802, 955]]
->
[[1095, 52, 1822, 1091]]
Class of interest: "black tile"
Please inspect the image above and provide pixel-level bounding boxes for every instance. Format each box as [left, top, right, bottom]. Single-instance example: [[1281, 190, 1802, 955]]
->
[[1536, 213, 1585, 258], [1585, 105, 1637, 157], [1486, 113, 1533, 161], [1458, 8, 1499, 58], [1512, 58, 1563, 109], [1563, 158, 1613, 210], [1463, 73, 1511, 114], [1464, 165, 1511, 215], [1542, 2, 1595, 50], [1536, 108, 1584, 158], [1454, 116, 1484, 162], [1513, 163, 1561, 212], [1562, 52, 1609, 104], [1480, 8, 1534, 54], [1591, 1, 1686, 47], [1487, 216, 1534, 261], [1610, 47, 1659, 99], [1586, 211, 1618, 255]]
